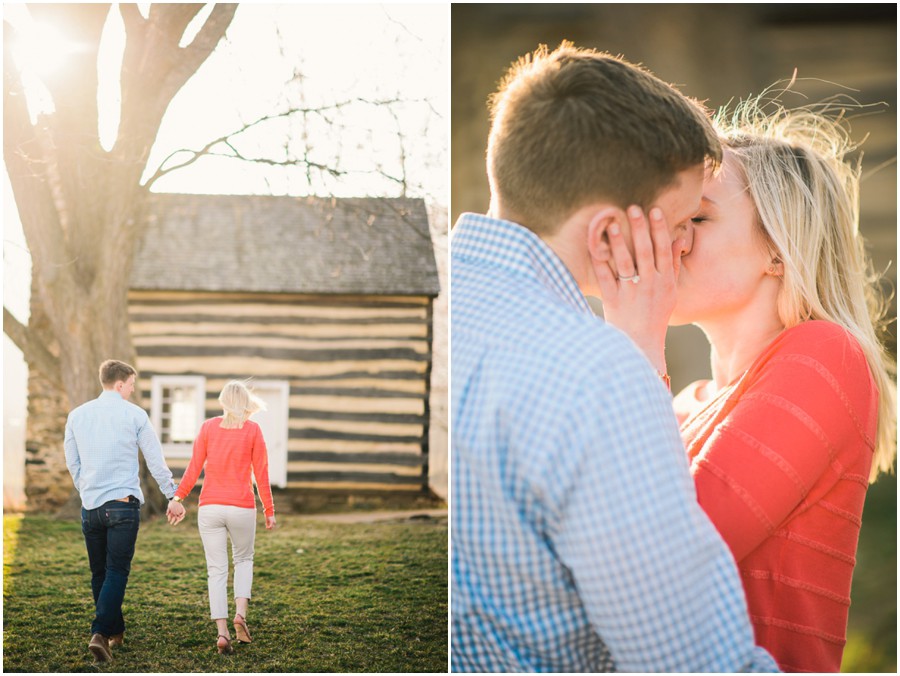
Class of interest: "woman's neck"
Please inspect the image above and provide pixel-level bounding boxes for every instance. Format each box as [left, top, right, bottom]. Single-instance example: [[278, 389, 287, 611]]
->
[[700, 309, 785, 389]]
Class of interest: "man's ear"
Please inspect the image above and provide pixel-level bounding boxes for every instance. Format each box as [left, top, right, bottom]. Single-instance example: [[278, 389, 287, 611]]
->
[[586, 207, 625, 264]]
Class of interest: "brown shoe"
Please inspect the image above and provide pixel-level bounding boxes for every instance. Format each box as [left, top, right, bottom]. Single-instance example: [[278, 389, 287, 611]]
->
[[216, 634, 234, 655], [109, 633, 124, 647], [233, 614, 252, 643], [89, 633, 112, 663]]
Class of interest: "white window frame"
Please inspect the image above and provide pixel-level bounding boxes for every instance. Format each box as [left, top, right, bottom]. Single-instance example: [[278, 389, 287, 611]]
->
[[248, 379, 290, 489], [150, 375, 207, 459]]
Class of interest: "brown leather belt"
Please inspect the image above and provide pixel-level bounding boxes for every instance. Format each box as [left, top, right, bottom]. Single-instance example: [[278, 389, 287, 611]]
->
[[115, 496, 137, 503]]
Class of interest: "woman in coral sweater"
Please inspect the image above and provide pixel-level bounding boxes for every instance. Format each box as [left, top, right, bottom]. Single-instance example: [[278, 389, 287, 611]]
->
[[172, 380, 276, 655], [600, 100, 895, 672]]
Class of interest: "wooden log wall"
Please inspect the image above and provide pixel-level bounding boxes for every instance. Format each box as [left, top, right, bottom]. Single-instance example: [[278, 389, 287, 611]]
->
[[128, 290, 433, 493]]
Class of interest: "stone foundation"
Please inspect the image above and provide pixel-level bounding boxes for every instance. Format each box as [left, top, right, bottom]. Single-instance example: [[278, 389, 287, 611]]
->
[[24, 367, 71, 512]]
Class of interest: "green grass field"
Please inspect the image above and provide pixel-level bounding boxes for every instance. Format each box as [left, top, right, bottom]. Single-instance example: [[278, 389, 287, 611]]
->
[[842, 473, 897, 673], [3, 511, 448, 673], [4, 478, 893, 673]]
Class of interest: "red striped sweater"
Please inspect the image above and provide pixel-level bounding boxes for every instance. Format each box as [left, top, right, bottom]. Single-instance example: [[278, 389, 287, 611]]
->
[[175, 417, 275, 518], [677, 321, 877, 673]]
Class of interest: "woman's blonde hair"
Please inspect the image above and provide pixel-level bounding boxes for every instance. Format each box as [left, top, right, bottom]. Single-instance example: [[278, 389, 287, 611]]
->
[[714, 95, 896, 482], [218, 380, 266, 429]]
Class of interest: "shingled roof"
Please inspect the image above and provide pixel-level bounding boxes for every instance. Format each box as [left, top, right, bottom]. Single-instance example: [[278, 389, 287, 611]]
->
[[131, 194, 440, 296]]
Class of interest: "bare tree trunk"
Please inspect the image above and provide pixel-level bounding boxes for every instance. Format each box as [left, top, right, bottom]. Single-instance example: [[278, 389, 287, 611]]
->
[[5, 4, 422, 516], [4, 4, 238, 517]]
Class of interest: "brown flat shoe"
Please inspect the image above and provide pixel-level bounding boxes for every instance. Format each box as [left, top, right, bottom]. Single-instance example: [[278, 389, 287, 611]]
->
[[89, 633, 112, 663], [109, 633, 124, 647], [233, 614, 252, 643]]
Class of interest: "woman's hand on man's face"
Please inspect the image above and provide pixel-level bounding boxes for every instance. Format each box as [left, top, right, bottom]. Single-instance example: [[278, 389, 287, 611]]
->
[[594, 205, 683, 373]]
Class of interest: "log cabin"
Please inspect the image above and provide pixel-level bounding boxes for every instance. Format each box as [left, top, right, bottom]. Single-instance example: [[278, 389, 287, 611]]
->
[[129, 193, 440, 501]]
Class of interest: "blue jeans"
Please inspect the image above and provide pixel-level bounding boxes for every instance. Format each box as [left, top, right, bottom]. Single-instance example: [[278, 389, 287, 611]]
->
[[81, 498, 141, 637]]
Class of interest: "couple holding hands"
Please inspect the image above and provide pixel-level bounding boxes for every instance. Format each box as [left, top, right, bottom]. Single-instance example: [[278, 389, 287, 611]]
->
[[64, 361, 275, 662], [451, 43, 895, 672]]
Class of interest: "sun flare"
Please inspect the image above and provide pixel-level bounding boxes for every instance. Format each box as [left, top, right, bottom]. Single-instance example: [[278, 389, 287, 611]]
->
[[9, 19, 79, 81], [6, 4, 124, 146], [6, 7, 82, 118]]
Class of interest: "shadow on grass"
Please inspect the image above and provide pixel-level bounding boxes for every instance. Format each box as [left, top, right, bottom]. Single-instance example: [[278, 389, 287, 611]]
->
[[3, 511, 447, 673]]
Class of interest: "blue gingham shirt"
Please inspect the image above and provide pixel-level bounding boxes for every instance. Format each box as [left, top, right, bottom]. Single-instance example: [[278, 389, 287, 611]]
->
[[450, 213, 779, 673], [64, 390, 178, 509]]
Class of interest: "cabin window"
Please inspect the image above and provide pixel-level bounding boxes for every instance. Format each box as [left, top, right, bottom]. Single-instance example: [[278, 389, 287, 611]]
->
[[150, 375, 207, 458]]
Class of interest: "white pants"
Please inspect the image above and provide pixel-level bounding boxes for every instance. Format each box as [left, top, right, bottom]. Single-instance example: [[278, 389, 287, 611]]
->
[[198, 504, 257, 620]]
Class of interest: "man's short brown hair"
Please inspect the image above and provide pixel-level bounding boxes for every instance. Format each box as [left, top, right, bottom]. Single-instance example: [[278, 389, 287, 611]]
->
[[99, 360, 137, 386], [487, 42, 722, 233]]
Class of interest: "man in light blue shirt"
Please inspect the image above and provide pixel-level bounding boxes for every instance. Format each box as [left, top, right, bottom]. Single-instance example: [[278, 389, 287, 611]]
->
[[64, 359, 185, 663], [451, 43, 779, 671]]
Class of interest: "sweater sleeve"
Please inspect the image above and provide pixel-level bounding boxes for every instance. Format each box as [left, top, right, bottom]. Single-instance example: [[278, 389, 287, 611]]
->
[[691, 323, 875, 562], [175, 419, 209, 500], [251, 424, 275, 517]]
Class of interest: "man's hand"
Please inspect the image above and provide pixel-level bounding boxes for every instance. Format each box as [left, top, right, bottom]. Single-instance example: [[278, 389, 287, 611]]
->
[[265, 515, 276, 530], [167, 499, 186, 526]]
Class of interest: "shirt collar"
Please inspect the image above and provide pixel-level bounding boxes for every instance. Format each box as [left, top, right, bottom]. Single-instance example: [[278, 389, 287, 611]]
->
[[98, 389, 122, 401], [452, 212, 594, 316]]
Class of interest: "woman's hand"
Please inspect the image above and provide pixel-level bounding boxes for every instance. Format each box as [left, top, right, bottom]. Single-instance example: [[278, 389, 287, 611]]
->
[[594, 205, 684, 374], [265, 515, 276, 530], [166, 499, 186, 526]]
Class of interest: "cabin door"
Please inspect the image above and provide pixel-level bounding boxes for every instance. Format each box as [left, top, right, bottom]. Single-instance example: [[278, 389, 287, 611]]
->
[[249, 380, 289, 488]]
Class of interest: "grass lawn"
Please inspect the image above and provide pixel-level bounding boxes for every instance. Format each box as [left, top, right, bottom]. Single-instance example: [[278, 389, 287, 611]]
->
[[842, 473, 897, 673], [3, 511, 448, 673]]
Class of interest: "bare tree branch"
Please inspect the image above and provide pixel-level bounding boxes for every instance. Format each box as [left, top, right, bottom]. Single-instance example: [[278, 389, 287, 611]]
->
[[384, 104, 409, 196], [3, 306, 62, 386], [118, 3, 146, 35], [99, 3, 238, 296], [146, 3, 205, 39], [202, 150, 345, 174], [144, 137, 224, 188], [144, 97, 410, 189], [155, 4, 239, 104], [115, 3, 237, 169], [4, 4, 240, 513], [181, 4, 238, 59]]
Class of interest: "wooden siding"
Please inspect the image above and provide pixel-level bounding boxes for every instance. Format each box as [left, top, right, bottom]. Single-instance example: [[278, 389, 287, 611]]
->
[[129, 290, 433, 493]]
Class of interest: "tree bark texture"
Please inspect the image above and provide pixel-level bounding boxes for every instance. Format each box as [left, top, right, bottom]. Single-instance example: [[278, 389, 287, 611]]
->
[[4, 4, 238, 515]]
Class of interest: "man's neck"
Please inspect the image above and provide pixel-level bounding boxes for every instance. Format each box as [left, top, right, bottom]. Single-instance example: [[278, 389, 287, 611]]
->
[[541, 207, 606, 298], [541, 229, 591, 293], [489, 198, 602, 298]]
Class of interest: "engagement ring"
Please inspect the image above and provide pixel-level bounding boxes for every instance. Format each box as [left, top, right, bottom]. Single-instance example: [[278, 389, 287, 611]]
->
[[618, 274, 640, 284]]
